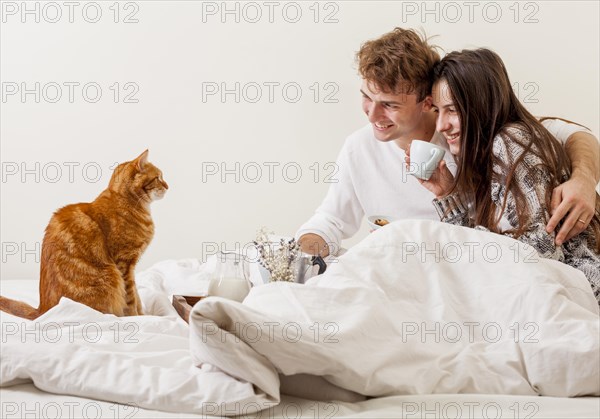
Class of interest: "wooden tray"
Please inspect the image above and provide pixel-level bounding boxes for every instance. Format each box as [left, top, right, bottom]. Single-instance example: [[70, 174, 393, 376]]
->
[[172, 295, 207, 323]]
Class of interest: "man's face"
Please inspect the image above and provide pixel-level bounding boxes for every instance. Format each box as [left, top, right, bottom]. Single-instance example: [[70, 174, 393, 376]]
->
[[361, 80, 431, 142]]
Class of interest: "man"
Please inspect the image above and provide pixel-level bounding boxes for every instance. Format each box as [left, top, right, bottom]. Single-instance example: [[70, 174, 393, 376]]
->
[[297, 28, 600, 257]]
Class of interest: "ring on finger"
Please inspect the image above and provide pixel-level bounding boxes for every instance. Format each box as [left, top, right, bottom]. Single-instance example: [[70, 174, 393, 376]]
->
[[577, 218, 586, 225]]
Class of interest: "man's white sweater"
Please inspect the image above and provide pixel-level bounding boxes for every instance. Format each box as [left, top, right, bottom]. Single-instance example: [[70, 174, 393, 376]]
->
[[296, 120, 591, 253]]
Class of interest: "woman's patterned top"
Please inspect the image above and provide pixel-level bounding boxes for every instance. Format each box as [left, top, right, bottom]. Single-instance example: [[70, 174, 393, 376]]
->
[[433, 126, 600, 304]]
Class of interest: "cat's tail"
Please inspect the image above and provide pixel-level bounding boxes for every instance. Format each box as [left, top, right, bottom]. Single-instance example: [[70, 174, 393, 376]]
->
[[0, 296, 40, 320]]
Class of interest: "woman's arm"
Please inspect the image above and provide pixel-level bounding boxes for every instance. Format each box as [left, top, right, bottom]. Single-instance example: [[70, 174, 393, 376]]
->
[[484, 131, 565, 261], [432, 192, 471, 227], [416, 159, 471, 226]]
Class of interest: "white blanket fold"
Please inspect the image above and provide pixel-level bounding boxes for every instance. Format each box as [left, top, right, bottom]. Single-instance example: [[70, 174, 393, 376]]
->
[[2, 220, 599, 415]]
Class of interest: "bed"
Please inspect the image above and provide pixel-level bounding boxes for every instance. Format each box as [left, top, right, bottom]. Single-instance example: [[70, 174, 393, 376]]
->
[[2, 382, 598, 418], [1, 220, 599, 418]]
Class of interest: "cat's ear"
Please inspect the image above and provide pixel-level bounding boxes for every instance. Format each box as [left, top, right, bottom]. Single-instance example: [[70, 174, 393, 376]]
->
[[134, 149, 149, 171]]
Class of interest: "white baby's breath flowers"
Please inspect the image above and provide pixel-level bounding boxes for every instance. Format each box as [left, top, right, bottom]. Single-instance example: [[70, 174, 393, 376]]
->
[[254, 227, 300, 282]]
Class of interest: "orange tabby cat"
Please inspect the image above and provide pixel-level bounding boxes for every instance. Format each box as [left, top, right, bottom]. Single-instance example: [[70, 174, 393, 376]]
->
[[0, 150, 168, 320]]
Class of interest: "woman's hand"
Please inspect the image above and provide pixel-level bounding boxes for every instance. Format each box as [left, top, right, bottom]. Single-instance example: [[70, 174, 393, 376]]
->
[[405, 147, 455, 198], [420, 159, 455, 198]]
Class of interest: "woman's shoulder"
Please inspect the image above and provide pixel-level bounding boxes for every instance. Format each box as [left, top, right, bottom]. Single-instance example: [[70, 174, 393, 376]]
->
[[493, 123, 546, 171], [494, 123, 535, 152], [495, 123, 532, 143]]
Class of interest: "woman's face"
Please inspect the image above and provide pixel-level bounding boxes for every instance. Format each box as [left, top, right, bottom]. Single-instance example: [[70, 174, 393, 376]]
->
[[432, 80, 461, 155]]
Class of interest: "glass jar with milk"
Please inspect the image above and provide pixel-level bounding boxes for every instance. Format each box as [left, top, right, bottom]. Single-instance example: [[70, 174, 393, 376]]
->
[[207, 251, 252, 302]]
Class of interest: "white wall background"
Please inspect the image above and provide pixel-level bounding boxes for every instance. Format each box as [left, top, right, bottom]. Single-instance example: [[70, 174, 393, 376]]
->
[[1, 0, 598, 280]]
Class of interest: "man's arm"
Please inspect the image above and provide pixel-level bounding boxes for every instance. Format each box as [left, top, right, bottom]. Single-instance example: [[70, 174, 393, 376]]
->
[[546, 131, 600, 245], [295, 133, 366, 257]]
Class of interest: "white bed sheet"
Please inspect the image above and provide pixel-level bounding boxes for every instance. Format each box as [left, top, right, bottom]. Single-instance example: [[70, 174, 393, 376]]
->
[[2, 382, 599, 418], [1, 272, 599, 419], [0, 217, 600, 418]]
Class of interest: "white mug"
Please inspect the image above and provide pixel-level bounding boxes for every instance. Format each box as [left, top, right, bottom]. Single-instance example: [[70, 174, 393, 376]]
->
[[407, 140, 446, 180]]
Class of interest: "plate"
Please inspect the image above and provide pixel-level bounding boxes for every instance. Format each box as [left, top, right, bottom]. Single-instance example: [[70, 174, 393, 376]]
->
[[367, 215, 396, 230]]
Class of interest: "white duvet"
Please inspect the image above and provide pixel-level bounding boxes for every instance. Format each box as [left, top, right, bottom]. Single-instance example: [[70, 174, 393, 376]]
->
[[1, 220, 599, 416]]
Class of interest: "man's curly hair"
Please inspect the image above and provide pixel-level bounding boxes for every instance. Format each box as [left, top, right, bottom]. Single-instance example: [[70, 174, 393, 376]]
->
[[356, 28, 440, 101]]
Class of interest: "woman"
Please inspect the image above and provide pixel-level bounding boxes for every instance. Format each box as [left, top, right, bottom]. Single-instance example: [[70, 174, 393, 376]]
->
[[419, 48, 600, 304]]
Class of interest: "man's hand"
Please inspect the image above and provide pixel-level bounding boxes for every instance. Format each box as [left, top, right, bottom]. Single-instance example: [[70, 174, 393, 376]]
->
[[546, 131, 600, 245], [546, 175, 598, 245], [298, 233, 330, 257]]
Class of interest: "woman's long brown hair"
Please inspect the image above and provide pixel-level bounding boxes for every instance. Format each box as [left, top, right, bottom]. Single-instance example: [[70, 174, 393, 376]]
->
[[433, 48, 600, 250]]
